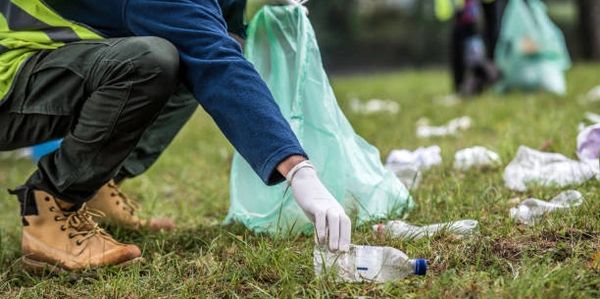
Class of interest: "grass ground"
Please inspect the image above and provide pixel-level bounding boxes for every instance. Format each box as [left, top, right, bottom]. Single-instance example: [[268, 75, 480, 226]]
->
[[1, 65, 600, 298]]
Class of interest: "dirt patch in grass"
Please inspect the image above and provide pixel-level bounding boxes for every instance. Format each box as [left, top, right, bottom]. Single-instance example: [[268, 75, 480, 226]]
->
[[490, 228, 600, 263], [539, 228, 600, 243], [491, 239, 526, 262]]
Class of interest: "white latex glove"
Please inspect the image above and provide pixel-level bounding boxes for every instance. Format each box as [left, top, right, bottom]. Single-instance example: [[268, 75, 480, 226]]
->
[[245, 0, 306, 22], [286, 161, 351, 252]]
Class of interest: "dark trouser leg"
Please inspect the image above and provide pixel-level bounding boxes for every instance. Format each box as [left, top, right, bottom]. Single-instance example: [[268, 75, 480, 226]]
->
[[115, 87, 198, 183], [482, 0, 507, 60], [451, 18, 478, 93], [0, 37, 180, 209], [451, 24, 466, 92]]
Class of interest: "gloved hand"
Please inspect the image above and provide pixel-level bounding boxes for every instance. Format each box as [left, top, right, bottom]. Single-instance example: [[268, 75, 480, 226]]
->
[[245, 0, 305, 22], [286, 161, 351, 252]]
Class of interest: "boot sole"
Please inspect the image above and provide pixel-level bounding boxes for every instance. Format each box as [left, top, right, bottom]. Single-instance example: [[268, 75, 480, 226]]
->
[[21, 256, 144, 275]]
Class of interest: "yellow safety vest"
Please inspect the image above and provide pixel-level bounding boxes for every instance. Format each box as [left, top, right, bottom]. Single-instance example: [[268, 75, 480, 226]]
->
[[0, 0, 102, 101], [435, 0, 496, 22]]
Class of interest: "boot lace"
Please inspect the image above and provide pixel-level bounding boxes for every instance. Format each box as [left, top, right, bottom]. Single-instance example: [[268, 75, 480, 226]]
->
[[107, 182, 140, 215], [54, 204, 108, 245]]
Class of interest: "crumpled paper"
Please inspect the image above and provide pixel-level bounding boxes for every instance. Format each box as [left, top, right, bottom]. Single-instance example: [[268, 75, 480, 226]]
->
[[509, 190, 584, 225], [579, 85, 600, 103], [503, 146, 598, 191], [584, 112, 600, 124], [349, 97, 400, 115], [416, 116, 472, 138], [385, 146, 442, 189], [453, 146, 502, 171]]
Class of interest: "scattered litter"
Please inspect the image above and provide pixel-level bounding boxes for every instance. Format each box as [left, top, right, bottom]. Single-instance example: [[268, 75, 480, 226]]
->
[[584, 112, 600, 124], [386, 146, 442, 171], [503, 146, 598, 191], [416, 116, 472, 138], [434, 94, 461, 107], [453, 146, 502, 171], [509, 190, 584, 225], [314, 245, 427, 283], [580, 85, 600, 103], [577, 123, 600, 162], [349, 98, 400, 115], [373, 219, 479, 240], [385, 146, 442, 189]]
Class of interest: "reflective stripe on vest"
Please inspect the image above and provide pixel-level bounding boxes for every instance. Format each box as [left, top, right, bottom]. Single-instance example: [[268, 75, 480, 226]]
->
[[0, 0, 102, 100], [435, 0, 465, 22], [0, 0, 80, 43], [435, 0, 497, 22]]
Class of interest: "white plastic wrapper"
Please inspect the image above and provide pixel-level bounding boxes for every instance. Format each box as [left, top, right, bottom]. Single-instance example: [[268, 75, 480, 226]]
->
[[313, 245, 427, 283], [453, 146, 502, 171], [349, 98, 400, 115], [416, 116, 472, 138], [584, 112, 600, 124], [503, 146, 598, 191], [385, 146, 442, 189], [581, 85, 600, 103], [434, 94, 461, 107], [577, 123, 600, 163], [510, 190, 584, 225], [373, 219, 479, 240]]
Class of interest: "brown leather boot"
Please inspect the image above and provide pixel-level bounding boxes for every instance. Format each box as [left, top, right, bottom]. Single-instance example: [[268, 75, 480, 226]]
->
[[86, 180, 175, 231], [21, 190, 142, 273]]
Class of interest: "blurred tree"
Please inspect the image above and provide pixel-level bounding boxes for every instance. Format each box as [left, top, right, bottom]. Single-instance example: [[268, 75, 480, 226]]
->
[[307, 0, 585, 72], [307, 0, 359, 50], [577, 0, 600, 60]]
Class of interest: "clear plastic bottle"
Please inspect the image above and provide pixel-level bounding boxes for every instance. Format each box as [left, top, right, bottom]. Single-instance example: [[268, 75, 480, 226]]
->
[[313, 245, 427, 283], [510, 190, 584, 225], [374, 219, 479, 240]]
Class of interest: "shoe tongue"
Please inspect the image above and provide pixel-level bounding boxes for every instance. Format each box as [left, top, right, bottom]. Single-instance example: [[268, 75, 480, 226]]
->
[[54, 198, 78, 212]]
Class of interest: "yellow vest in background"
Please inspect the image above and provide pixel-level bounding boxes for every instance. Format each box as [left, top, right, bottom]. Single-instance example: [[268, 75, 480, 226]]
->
[[0, 0, 102, 101], [435, 0, 496, 22]]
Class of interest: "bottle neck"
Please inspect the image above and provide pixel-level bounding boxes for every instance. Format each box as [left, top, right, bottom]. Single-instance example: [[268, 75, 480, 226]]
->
[[410, 259, 428, 276]]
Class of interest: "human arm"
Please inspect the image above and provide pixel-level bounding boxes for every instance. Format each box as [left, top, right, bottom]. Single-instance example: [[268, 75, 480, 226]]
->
[[125, 0, 349, 251], [126, 0, 305, 185]]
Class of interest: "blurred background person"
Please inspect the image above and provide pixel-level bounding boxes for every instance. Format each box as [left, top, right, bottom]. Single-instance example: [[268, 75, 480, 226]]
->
[[437, 0, 500, 96]]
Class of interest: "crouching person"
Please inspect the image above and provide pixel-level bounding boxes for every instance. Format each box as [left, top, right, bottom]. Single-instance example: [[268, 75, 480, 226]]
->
[[1, 0, 351, 273], [1, 8, 194, 272]]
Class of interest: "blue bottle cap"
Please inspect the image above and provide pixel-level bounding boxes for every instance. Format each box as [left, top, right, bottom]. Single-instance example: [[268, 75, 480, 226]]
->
[[413, 259, 427, 276]]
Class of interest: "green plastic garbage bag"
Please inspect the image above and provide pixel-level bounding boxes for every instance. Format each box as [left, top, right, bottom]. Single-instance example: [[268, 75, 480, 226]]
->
[[225, 6, 414, 235], [495, 0, 571, 95]]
